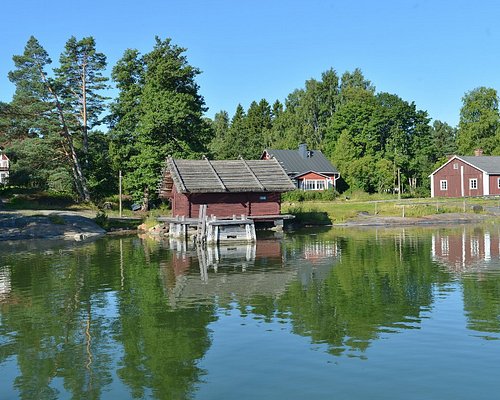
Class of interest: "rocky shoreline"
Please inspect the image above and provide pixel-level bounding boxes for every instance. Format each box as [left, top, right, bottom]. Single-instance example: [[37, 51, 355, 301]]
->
[[0, 210, 496, 242], [0, 211, 106, 241]]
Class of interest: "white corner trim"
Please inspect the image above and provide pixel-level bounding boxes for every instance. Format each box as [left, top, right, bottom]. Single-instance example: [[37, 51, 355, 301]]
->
[[461, 166, 464, 197], [483, 171, 490, 195]]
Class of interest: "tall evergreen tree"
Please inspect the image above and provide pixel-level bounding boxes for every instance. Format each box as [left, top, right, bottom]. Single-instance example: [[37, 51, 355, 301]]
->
[[8, 36, 90, 200], [55, 36, 109, 165], [110, 37, 212, 208]]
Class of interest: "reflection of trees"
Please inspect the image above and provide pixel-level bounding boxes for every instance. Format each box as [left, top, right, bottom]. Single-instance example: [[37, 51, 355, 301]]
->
[[462, 276, 500, 335], [1, 240, 115, 399], [278, 231, 447, 356], [0, 237, 215, 400], [114, 237, 215, 400]]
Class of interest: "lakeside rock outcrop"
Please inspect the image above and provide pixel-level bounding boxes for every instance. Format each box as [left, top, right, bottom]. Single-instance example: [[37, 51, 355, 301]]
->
[[0, 211, 106, 241]]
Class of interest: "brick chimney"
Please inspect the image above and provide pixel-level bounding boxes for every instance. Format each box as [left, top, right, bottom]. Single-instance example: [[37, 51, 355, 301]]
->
[[474, 148, 483, 156]]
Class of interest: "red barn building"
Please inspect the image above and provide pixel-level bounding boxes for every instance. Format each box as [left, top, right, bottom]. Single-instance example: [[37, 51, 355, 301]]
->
[[158, 157, 295, 218], [430, 152, 500, 198]]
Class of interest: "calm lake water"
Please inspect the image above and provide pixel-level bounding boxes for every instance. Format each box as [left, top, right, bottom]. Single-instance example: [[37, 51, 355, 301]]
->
[[1, 225, 500, 399]]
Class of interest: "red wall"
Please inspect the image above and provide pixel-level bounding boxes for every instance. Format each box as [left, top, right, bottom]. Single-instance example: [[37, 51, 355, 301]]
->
[[489, 175, 500, 195], [299, 172, 329, 180], [172, 191, 281, 218], [433, 158, 483, 197]]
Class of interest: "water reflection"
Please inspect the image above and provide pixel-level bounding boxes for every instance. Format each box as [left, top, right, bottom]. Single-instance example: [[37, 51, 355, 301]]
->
[[0, 238, 215, 400], [0, 266, 11, 302], [431, 226, 500, 336], [2, 228, 500, 398], [159, 239, 333, 309], [432, 226, 500, 272]]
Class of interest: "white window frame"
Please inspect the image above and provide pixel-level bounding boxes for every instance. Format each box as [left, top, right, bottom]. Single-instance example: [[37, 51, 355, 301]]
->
[[497, 178, 500, 189], [453, 163, 458, 170], [469, 178, 478, 190], [303, 179, 326, 190], [440, 180, 447, 191]]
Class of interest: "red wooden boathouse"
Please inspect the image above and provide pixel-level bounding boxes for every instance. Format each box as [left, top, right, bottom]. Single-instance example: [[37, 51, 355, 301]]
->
[[158, 156, 295, 218]]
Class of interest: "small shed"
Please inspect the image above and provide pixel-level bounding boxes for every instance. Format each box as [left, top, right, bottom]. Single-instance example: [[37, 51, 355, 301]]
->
[[158, 156, 296, 218]]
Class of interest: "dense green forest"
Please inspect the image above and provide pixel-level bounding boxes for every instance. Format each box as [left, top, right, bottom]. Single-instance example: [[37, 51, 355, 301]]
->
[[1, 35, 499, 206]]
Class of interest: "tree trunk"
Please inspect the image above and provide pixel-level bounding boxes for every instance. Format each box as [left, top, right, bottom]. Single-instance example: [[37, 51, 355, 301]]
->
[[38, 64, 91, 202], [82, 60, 88, 165], [141, 187, 149, 211]]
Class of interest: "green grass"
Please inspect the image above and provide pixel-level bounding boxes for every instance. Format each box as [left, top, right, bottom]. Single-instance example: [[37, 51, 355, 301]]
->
[[282, 196, 488, 224]]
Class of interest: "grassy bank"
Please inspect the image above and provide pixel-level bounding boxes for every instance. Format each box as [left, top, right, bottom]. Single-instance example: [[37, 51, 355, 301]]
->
[[282, 196, 493, 225]]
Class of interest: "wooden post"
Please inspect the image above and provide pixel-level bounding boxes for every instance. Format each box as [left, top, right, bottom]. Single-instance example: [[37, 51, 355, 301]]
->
[[119, 170, 123, 218]]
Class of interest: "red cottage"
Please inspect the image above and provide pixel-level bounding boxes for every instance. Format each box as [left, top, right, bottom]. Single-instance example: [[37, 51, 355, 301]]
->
[[158, 157, 295, 218], [430, 152, 500, 198], [261, 144, 340, 191]]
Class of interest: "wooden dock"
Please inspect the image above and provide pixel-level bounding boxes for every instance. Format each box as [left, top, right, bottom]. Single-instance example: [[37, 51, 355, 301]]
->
[[157, 212, 293, 244]]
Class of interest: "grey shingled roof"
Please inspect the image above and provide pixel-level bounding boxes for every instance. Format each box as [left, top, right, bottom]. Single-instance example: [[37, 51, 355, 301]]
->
[[459, 156, 500, 174], [165, 157, 296, 193], [265, 149, 338, 177]]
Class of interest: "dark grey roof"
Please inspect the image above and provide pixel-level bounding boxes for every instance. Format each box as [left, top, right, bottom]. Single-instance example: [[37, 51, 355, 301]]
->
[[459, 156, 500, 174], [264, 148, 338, 176], [163, 157, 296, 194]]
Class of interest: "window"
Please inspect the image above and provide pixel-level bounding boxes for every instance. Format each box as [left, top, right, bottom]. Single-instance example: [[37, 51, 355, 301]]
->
[[303, 179, 326, 190], [453, 163, 458, 170], [497, 178, 500, 189], [440, 180, 447, 190], [470, 178, 478, 190]]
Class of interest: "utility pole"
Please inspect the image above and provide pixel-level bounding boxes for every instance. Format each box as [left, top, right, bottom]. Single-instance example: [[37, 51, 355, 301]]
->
[[397, 168, 401, 200], [119, 170, 122, 218]]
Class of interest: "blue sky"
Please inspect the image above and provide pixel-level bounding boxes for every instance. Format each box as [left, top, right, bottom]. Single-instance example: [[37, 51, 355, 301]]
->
[[2, 0, 500, 127]]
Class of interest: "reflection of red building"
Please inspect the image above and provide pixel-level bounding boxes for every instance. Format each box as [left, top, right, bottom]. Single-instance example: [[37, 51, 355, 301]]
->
[[432, 228, 500, 272], [303, 241, 339, 261], [0, 267, 12, 302]]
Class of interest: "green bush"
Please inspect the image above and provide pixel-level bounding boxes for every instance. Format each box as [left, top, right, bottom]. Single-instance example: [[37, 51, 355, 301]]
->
[[283, 189, 338, 202], [6, 191, 76, 209], [94, 210, 108, 228]]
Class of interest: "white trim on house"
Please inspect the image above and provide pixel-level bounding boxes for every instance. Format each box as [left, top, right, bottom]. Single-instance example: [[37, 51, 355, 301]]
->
[[460, 166, 465, 197], [483, 172, 489, 195]]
